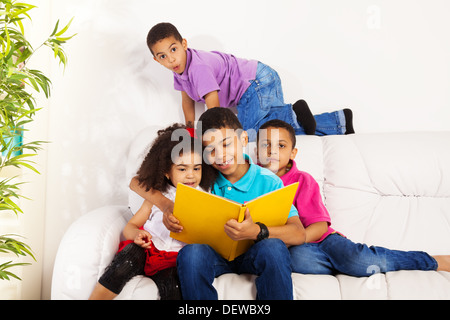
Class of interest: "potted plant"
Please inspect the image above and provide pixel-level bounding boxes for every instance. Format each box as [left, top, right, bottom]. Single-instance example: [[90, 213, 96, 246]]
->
[[0, 0, 75, 281]]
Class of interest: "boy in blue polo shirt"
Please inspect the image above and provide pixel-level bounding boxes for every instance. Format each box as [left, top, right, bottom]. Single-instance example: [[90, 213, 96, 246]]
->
[[130, 108, 305, 300], [177, 108, 304, 300]]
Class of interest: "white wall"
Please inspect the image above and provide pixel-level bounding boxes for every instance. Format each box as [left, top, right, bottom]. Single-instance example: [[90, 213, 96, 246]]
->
[[12, 0, 450, 299]]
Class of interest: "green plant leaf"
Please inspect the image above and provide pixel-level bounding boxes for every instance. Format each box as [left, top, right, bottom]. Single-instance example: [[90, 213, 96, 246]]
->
[[56, 34, 77, 42], [4, 24, 11, 57], [55, 17, 74, 37], [0, 235, 35, 260], [0, 197, 22, 214], [50, 19, 59, 37], [1, 0, 74, 281], [10, 5, 35, 19], [0, 261, 30, 281]]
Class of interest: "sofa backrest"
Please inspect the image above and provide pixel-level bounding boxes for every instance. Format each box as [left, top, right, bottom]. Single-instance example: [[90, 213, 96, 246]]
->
[[321, 132, 450, 256], [127, 127, 450, 256]]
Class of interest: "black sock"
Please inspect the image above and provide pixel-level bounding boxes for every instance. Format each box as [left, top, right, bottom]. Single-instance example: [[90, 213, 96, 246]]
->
[[343, 109, 355, 134], [293, 100, 316, 135]]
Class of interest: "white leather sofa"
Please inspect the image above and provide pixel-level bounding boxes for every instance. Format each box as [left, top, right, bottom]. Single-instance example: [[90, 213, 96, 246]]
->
[[51, 127, 450, 299]]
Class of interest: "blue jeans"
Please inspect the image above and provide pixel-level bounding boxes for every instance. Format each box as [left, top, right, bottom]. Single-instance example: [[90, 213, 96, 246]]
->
[[177, 239, 293, 300], [289, 233, 438, 276], [237, 62, 346, 141]]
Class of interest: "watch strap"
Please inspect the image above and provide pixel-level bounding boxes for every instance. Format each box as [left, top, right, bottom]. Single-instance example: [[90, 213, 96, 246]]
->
[[255, 222, 269, 242]]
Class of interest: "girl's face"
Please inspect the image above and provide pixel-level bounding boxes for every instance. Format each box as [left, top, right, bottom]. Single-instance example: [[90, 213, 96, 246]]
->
[[166, 151, 202, 188]]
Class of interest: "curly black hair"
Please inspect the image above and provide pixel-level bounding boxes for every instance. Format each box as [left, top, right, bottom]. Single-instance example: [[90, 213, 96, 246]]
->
[[147, 22, 183, 56], [136, 123, 217, 193]]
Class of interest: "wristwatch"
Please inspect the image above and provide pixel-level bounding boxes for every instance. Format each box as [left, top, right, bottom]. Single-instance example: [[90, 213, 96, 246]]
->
[[255, 222, 269, 242]]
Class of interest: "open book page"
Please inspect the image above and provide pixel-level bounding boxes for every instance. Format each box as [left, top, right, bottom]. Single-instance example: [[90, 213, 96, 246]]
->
[[171, 182, 298, 260]]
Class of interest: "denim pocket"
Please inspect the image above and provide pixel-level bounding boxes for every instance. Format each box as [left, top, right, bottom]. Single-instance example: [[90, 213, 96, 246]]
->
[[237, 63, 288, 135], [237, 80, 269, 131], [253, 66, 284, 111]]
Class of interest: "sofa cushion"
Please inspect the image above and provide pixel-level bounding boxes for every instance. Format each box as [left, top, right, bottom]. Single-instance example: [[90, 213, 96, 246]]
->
[[322, 133, 450, 255]]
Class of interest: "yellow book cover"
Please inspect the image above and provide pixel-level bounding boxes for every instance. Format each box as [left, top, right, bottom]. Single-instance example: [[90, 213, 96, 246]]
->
[[170, 182, 299, 261]]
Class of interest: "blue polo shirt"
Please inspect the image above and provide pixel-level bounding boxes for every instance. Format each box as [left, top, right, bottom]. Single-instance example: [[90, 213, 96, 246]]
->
[[211, 154, 298, 219]]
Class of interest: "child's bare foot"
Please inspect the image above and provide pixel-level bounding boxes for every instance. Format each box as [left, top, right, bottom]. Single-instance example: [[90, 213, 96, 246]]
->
[[433, 255, 450, 272]]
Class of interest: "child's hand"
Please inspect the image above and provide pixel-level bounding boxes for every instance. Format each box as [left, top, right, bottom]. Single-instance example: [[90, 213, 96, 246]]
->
[[224, 209, 260, 241], [163, 212, 183, 233], [134, 230, 153, 249], [160, 199, 183, 233]]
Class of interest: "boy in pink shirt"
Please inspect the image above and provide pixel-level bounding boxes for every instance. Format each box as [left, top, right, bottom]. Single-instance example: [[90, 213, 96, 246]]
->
[[256, 119, 336, 244], [256, 119, 450, 276]]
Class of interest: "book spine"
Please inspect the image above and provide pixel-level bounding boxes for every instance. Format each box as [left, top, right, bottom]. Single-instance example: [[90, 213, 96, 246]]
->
[[228, 206, 248, 261], [238, 205, 247, 223]]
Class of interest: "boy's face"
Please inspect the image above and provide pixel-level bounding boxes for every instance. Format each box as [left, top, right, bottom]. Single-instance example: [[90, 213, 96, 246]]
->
[[257, 127, 297, 177], [202, 128, 248, 181], [152, 36, 188, 74]]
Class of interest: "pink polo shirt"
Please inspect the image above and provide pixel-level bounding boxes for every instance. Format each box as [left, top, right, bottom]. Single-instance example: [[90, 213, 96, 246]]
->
[[280, 160, 337, 243]]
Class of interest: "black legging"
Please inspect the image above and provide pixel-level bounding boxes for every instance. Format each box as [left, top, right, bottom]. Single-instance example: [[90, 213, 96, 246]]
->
[[98, 243, 181, 300]]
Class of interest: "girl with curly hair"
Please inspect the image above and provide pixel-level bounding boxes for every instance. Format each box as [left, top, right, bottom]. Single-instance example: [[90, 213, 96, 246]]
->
[[89, 123, 216, 300]]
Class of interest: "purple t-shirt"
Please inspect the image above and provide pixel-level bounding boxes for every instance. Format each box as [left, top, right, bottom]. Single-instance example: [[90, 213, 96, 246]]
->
[[173, 48, 258, 108]]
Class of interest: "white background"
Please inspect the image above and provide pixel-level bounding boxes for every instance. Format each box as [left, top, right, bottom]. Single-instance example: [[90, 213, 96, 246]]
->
[[1, 0, 449, 299]]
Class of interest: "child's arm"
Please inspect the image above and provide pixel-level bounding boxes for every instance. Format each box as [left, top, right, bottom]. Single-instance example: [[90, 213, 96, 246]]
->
[[293, 173, 330, 243], [181, 91, 196, 127], [305, 221, 329, 243], [181, 90, 219, 126], [129, 177, 183, 233], [204, 91, 220, 109], [130, 176, 174, 213], [224, 209, 306, 247], [266, 216, 306, 246], [123, 200, 154, 249]]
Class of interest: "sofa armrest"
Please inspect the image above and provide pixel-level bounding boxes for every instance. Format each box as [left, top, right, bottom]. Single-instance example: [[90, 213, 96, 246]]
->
[[51, 205, 131, 300]]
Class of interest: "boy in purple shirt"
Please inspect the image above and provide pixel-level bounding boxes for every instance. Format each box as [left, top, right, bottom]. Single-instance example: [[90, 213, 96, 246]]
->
[[256, 119, 450, 276], [146, 22, 355, 141]]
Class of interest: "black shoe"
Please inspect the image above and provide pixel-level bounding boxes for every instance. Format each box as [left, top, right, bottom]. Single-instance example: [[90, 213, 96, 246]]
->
[[150, 267, 182, 300], [293, 100, 316, 135], [343, 109, 355, 134]]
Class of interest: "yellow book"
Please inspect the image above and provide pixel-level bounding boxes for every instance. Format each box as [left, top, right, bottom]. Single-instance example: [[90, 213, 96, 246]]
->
[[170, 182, 299, 261]]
